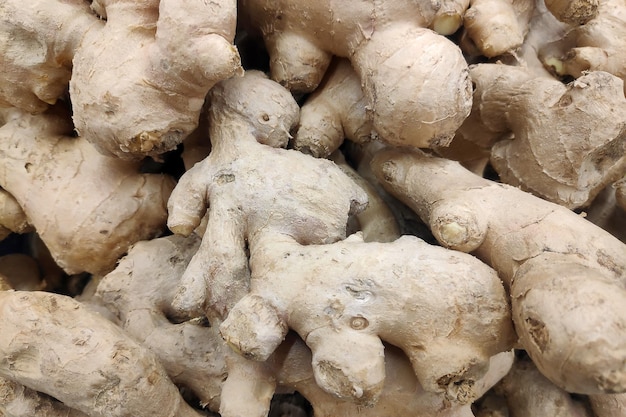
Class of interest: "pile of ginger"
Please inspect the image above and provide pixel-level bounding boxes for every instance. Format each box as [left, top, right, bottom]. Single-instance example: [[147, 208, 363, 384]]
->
[[1, 0, 626, 416]]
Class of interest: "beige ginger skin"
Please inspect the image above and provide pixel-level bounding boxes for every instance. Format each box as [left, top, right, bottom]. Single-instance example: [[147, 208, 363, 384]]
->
[[167, 71, 368, 320], [93, 233, 514, 417], [220, 232, 515, 405], [0, 190, 31, 242], [0, 291, 203, 417], [1, 0, 241, 159], [0, 106, 174, 275], [540, 0, 626, 92], [460, 63, 626, 209], [239, 0, 472, 149], [371, 148, 626, 395]]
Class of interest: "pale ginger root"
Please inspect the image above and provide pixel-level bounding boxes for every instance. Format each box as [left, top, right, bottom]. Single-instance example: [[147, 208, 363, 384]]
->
[[93, 233, 514, 417], [431, 0, 471, 35], [497, 355, 593, 417], [330, 151, 401, 243], [0, 106, 174, 275], [544, 0, 598, 24], [167, 71, 368, 320], [0, 0, 97, 112], [220, 232, 515, 405], [584, 184, 626, 243], [371, 148, 626, 395], [540, 0, 626, 91], [589, 393, 626, 417], [461, 0, 535, 58], [239, 0, 472, 149], [460, 63, 626, 209], [1, 0, 241, 159], [0, 190, 31, 242], [0, 291, 203, 417], [0, 377, 90, 417], [293, 58, 373, 158]]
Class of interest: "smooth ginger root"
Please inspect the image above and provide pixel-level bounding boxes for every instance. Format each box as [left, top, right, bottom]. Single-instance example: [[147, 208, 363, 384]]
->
[[371, 148, 626, 395], [540, 0, 626, 93], [0, 291, 202, 417], [220, 233, 515, 405], [1, 0, 241, 159], [461, 63, 626, 209], [0, 107, 174, 275], [239, 0, 472, 149], [167, 71, 368, 320], [462, 0, 535, 58]]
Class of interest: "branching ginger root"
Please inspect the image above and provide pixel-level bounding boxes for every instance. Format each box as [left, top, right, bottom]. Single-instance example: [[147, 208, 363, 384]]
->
[[220, 232, 515, 405], [460, 63, 626, 209], [371, 148, 626, 395], [1, 0, 241, 159], [540, 0, 626, 92], [293, 58, 373, 158], [167, 71, 368, 320], [0, 290, 203, 417], [0, 106, 174, 275], [93, 233, 514, 417], [239, 0, 472, 149]]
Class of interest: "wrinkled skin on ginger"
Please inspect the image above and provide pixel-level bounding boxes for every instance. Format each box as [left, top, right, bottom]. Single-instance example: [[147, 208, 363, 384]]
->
[[372, 148, 626, 395], [167, 71, 368, 321]]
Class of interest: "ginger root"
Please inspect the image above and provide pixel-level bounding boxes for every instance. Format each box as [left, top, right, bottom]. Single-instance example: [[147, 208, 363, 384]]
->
[[239, 0, 472, 149], [168, 71, 367, 320], [0, 106, 174, 274], [460, 63, 626, 209], [1, 0, 241, 159], [371, 148, 626, 395], [0, 290, 202, 417], [221, 232, 515, 404], [0, 189, 31, 242], [93, 233, 513, 417]]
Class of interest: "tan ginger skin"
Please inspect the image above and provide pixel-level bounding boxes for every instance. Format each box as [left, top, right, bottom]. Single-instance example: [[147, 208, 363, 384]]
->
[[92, 233, 514, 417], [239, 0, 472, 149], [461, 0, 535, 58], [1, 0, 241, 159], [167, 71, 368, 321], [0, 291, 202, 417], [1, 377, 90, 417], [0, 189, 31, 241], [0, 107, 174, 275], [498, 356, 593, 417], [220, 232, 515, 405], [371, 148, 626, 395], [293, 58, 374, 158], [540, 0, 626, 92], [459, 63, 626, 209]]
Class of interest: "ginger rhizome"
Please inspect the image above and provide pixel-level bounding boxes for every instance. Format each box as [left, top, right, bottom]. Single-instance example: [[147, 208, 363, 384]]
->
[[460, 63, 626, 209], [221, 232, 515, 404], [0, 290, 203, 417], [92, 233, 514, 417], [540, 0, 626, 92], [167, 71, 367, 320], [1, 0, 241, 159], [0, 107, 174, 275], [239, 0, 472, 149], [371, 148, 626, 395]]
